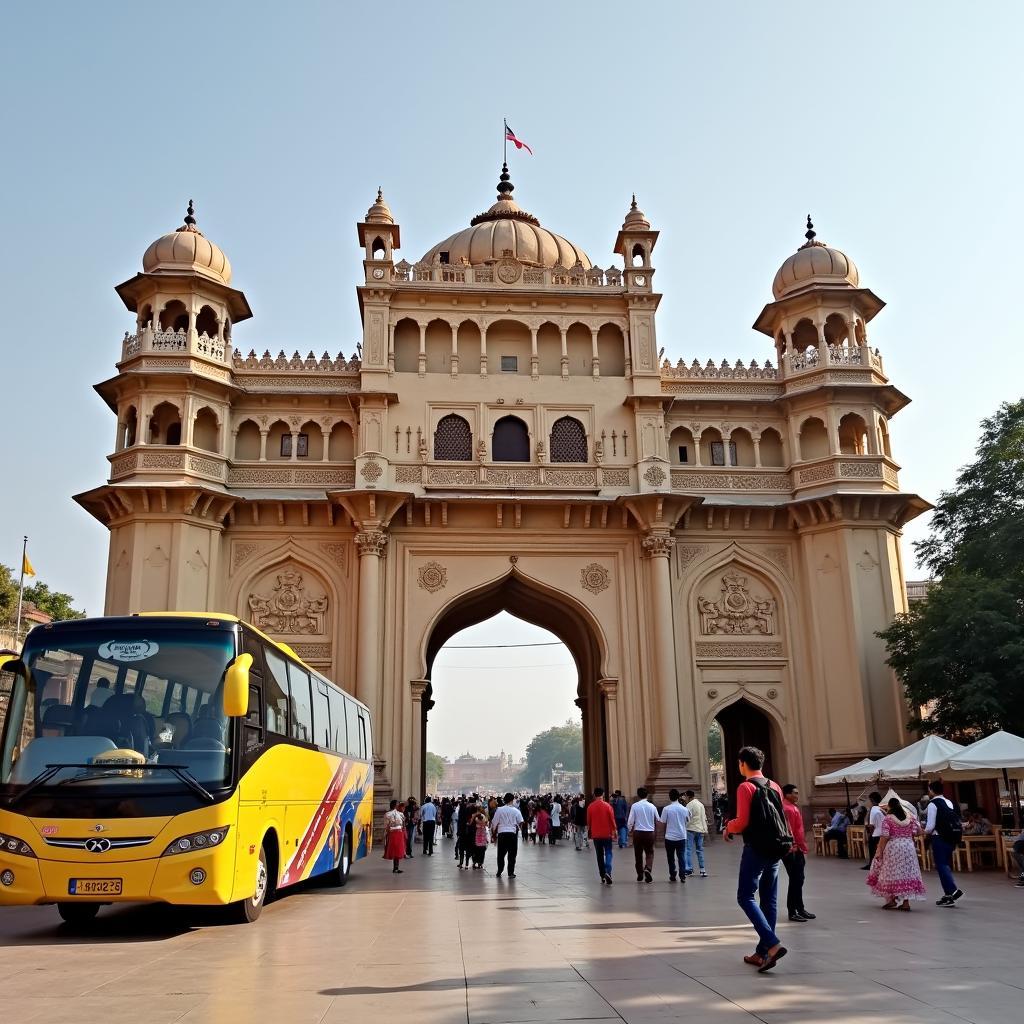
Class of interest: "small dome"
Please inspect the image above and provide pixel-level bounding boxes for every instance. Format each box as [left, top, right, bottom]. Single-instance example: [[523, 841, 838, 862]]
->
[[622, 194, 650, 230], [142, 201, 232, 285], [365, 187, 394, 225], [421, 164, 591, 270], [772, 216, 858, 299]]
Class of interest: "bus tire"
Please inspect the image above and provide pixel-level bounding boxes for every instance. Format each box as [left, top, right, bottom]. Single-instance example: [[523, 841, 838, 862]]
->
[[57, 902, 100, 926], [230, 844, 269, 923], [326, 828, 352, 887]]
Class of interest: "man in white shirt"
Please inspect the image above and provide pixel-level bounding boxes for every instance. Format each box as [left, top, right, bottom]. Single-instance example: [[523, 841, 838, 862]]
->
[[863, 792, 884, 870], [420, 796, 438, 856], [549, 799, 561, 845], [491, 792, 525, 878], [627, 787, 658, 882], [659, 789, 691, 882], [684, 790, 709, 877], [925, 779, 964, 906]]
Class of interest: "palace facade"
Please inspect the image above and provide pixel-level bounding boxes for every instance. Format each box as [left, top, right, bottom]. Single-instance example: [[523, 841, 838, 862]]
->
[[76, 168, 928, 813]]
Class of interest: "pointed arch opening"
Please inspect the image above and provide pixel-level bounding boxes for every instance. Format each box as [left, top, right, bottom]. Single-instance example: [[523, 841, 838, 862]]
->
[[492, 415, 530, 462]]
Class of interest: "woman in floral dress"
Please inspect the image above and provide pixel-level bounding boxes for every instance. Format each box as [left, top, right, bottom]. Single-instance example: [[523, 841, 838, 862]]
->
[[866, 797, 926, 910], [383, 799, 407, 873]]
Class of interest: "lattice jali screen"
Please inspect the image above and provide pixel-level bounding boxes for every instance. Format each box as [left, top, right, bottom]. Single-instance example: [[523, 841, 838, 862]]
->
[[433, 414, 473, 460], [550, 416, 588, 463]]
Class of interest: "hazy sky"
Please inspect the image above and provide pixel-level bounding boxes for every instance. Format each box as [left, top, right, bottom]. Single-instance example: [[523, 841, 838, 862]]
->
[[2, 5, 1022, 747]]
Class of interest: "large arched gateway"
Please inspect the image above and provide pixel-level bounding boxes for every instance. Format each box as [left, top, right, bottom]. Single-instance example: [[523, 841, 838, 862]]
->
[[76, 172, 929, 822]]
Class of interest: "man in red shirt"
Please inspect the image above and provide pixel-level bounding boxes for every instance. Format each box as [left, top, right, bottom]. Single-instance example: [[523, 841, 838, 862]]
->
[[781, 784, 815, 923], [725, 745, 788, 972], [586, 787, 617, 884]]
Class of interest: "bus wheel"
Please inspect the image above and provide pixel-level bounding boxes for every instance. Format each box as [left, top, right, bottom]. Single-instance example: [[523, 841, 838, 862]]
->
[[230, 844, 269, 923], [57, 902, 100, 926], [327, 830, 352, 887]]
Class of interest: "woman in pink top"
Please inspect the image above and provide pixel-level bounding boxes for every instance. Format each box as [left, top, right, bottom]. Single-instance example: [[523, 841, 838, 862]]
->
[[866, 798, 926, 910]]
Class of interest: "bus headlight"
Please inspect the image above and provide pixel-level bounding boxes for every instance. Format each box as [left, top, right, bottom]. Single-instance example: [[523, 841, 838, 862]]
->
[[0, 832, 36, 858], [162, 827, 230, 857]]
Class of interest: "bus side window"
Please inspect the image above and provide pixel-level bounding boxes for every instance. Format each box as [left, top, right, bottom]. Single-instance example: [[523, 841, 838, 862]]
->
[[264, 648, 290, 736], [358, 713, 369, 761], [241, 632, 265, 750], [345, 697, 359, 758], [311, 677, 330, 749], [287, 663, 313, 744], [327, 689, 346, 755]]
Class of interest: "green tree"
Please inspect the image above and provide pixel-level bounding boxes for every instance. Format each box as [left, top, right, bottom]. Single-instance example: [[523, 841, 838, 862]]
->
[[0, 565, 18, 625], [22, 581, 85, 622], [878, 399, 1024, 738], [707, 720, 723, 765], [516, 720, 583, 790], [425, 751, 446, 792]]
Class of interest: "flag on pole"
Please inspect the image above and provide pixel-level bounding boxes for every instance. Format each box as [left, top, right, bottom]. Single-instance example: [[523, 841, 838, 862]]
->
[[22, 552, 35, 578], [504, 122, 533, 155]]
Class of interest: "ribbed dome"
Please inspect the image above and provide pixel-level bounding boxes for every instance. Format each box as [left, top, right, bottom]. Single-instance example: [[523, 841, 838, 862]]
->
[[365, 187, 394, 225], [142, 201, 232, 285], [421, 164, 591, 270], [772, 217, 858, 299]]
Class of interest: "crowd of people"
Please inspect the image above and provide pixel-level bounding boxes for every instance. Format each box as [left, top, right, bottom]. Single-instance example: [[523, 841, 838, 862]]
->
[[380, 748, 1022, 977]]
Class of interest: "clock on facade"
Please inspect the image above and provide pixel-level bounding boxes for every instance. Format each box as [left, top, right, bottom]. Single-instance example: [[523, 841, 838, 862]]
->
[[372, 267, 385, 279], [633, 274, 647, 286]]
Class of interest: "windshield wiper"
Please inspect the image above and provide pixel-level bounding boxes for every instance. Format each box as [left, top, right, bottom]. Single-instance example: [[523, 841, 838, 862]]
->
[[12, 763, 216, 804]]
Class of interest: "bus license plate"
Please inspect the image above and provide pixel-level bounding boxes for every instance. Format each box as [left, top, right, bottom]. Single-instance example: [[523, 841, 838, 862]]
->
[[68, 878, 122, 896]]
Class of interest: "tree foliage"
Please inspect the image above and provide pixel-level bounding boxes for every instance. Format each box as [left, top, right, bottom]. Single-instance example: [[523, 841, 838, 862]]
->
[[516, 720, 583, 790], [707, 721, 723, 765], [0, 564, 85, 631], [878, 399, 1024, 738], [425, 751, 446, 791]]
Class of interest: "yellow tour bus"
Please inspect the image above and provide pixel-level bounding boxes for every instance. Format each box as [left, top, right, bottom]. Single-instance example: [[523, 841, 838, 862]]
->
[[0, 613, 373, 925]]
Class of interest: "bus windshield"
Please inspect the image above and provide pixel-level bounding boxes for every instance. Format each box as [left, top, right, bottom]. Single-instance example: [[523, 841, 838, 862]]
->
[[0, 624, 237, 793]]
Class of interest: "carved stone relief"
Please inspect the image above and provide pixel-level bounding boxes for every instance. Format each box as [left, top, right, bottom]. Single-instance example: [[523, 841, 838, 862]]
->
[[697, 570, 776, 635], [417, 561, 448, 593], [579, 563, 610, 594], [232, 542, 261, 572], [247, 568, 328, 634]]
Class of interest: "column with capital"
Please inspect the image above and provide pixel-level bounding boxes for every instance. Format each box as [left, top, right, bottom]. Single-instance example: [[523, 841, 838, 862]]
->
[[642, 532, 684, 758], [409, 679, 429, 798], [598, 678, 623, 789], [354, 528, 388, 743]]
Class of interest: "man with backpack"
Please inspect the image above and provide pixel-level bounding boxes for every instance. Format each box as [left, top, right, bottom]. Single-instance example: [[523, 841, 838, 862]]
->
[[926, 779, 964, 906], [725, 745, 792, 973]]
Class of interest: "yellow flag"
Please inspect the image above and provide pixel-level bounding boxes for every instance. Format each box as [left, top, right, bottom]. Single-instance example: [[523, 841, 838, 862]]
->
[[22, 553, 35, 578]]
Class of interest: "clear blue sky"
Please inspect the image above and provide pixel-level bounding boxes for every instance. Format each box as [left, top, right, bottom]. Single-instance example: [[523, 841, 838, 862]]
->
[[3, 1, 1021, 627]]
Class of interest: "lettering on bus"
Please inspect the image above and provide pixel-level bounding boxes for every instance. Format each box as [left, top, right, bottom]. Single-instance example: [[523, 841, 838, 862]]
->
[[97, 640, 160, 662]]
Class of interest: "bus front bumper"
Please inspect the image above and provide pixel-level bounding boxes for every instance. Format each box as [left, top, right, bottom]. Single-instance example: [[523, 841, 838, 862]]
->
[[0, 846, 237, 906]]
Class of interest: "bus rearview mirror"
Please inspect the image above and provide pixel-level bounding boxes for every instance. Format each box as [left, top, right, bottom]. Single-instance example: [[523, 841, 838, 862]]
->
[[0, 655, 23, 675], [224, 653, 252, 717]]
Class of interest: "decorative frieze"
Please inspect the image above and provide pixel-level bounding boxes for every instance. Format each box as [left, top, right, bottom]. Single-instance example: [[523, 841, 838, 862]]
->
[[187, 455, 223, 477], [840, 461, 883, 479], [291, 643, 332, 661], [695, 641, 785, 659], [487, 468, 540, 487], [602, 468, 630, 487], [672, 469, 791, 491], [797, 464, 834, 484], [426, 467, 479, 487], [360, 459, 384, 483], [394, 465, 422, 483], [110, 453, 138, 478], [546, 468, 598, 487]]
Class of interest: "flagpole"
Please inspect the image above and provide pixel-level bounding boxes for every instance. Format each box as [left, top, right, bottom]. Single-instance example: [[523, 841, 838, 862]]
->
[[15, 535, 27, 644], [503, 118, 507, 164]]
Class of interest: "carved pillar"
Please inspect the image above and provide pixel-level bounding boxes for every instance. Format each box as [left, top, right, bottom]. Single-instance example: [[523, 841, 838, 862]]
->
[[182, 395, 195, 448], [230, 427, 239, 461], [723, 428, 735, 467], [642, 532, 683, 755], [623, 328, 632, 377], [826, 407, 841, 456], [417, 323, 427, 377], [450, 322, 459, 378], [290, 431, 300, 462], [409, 679, 428, 798], [320, 426, 331, 462], [259, 429, 268, 462], [598, 677, 623, 790], [559, 327, 569, 379], [479, 324, 488, 376], [590, 326, 600, 379], [692, 428, 702, 467], [355, 528, 388, 741], [752, 433, 762, 468], [387, 322, 396, 374], [529, 326, 539, 379]]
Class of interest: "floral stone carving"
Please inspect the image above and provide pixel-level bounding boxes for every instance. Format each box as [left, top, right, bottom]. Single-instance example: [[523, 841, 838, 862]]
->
[[360, 459, 383, 483], [643, 464, 667, 486], [580, 562, 610, 594], [417, 561, 448, 593], [697, 571, 776, 635], [248, 570, 328, 634]]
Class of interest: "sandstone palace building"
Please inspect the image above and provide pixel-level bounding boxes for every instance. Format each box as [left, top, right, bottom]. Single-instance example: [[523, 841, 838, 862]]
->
[[77, 168, 928, 811]]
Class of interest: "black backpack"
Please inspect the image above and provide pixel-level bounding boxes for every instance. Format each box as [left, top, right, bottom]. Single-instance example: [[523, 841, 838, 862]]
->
[[931, 797, 963, 846], [744, 777, 794, 861]]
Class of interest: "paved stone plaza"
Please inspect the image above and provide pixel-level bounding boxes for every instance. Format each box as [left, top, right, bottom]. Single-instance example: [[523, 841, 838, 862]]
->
[[0, 837, 1020, 1024]]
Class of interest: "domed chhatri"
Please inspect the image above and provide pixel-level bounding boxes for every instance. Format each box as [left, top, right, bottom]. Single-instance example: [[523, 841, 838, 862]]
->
[[365, 187, 394, 225], [142, 200, 232, 285], [622, 193, 650, 231], [771, 215, 859, 300], [420, 164, 591, 270]]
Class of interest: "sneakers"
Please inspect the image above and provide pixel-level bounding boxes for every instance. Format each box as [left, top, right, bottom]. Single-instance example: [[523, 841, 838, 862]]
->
[[699, 870, 708, 877], [950, 888, 964, 902], [1015, 875, 1024, 887], [644, 869, 653, 883], [788, 913, 807, 922], [669, 874, 677, 882]]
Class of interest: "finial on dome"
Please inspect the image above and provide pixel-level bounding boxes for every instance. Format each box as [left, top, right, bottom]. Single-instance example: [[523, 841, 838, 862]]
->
[[496, 162, 514, 201], [376, 186, 383, 202], [184, 199, 196, 227], [803, 214, 816, 245], [631, 193, 638, 210]]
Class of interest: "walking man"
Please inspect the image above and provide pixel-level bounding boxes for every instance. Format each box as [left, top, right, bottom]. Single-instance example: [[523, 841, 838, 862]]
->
[[926, 779, 964, 906], [573, 794, 588, 850], [420, 796, 437, 856], [612, 789, 629, 848], [586, 787, 617, 884], [685, 790, 708, 877], [863, 791, 884, 870], [628, 787, 658, 882], [781, 784, 814, 922], [660, 789, 690, 882], [725, 745, 791, 973], [492, 792, 524, 879]]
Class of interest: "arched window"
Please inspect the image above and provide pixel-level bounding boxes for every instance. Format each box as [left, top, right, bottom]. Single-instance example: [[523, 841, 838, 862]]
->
[[138, 305, 153, 330], [492, 416, 530, 462], [433, 414, 472, 461], [838, 413, 869, 455], [799, 417, 829, 461], [195, 305, 219, 338], [234, 420, 261, 460], [193, 407, 220, 453], [159, 300, 189, 332], [149, 402, 181, 445], [631, 243, 645, 267], [550, 416, 588, 463], [372, 236, 386, 259], [122, 406, 138, 449], [759, 428, 784, 467]]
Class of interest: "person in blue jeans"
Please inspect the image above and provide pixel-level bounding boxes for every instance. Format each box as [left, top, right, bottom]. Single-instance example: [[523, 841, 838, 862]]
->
[[925, 779, 964, 906], [725, 745, 788, 973], [611, 790, 629, 848]]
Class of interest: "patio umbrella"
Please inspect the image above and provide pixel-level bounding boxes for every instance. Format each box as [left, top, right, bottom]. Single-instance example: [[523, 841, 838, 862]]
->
[[841, 735, 966, 783], [814, 757, 878, 811]]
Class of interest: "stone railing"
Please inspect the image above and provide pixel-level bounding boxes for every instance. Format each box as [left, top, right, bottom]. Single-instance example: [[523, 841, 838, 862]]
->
[[232, 349, 362, 373], [671, 467, 792, 492], [661, 358, 778, 380], [392, 260, 623, 290], [109, 446, 227, 483], [395, 462, 631, 491], [794, 455, 899, 489], [120, 326, 228, 364], [784, 344, 884, 378]]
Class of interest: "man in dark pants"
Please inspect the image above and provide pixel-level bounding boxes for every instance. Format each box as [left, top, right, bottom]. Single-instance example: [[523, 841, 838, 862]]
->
[[863, 791, 884, 869], [586, 787, 617, 884], [491, 792, 525, 879], [627, 787, 658, 882], [781, 784, 814, 922], [420, 797, 437, 856]]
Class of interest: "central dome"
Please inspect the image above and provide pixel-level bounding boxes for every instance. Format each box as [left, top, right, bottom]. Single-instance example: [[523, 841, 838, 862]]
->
[[420, 164, 591, 270]]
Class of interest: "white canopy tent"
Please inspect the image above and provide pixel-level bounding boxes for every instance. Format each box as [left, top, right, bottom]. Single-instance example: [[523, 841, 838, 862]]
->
[[839, 736, 966, 783], [921, 730, 1024, 779], [813, 758, 877, 786]]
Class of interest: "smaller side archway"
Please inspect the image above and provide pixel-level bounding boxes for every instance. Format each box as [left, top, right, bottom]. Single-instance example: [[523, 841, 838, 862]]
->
[[149, 401, 181, 445], [234, 419, 261, 460], [328, 422, 355, 461], [838, 413, 868, 455], [192, 406, 220, 453], [798, 417, 829, 461], [159, 300, 189, 332], [758, 428, 784, 467]]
